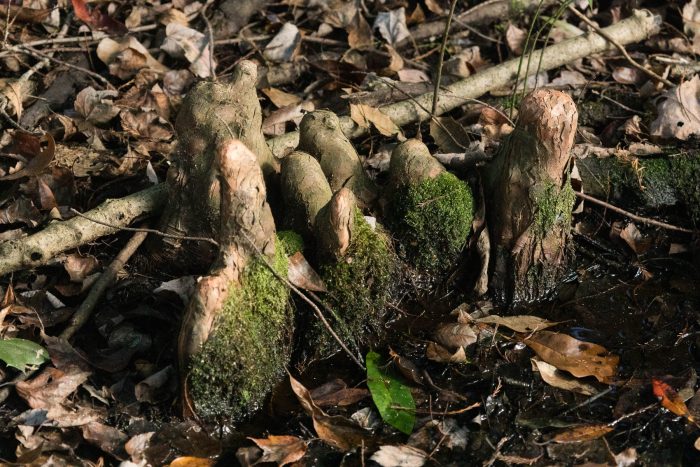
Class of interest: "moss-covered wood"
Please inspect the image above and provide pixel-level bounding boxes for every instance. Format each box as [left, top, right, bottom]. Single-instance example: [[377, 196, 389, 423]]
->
[[385, 139, 474, 276], [178, 140, 292, 421], [576, 153, 700, 224], [484, 89, 577, 304]]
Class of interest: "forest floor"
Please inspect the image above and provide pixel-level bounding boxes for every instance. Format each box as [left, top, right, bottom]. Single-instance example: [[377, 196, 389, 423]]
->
[[0, 0, 699, 465]]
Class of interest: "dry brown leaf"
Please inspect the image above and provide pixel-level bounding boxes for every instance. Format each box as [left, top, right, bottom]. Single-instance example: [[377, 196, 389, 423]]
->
[[350, 103, 401, 136], [550, 424, 614, 444], [429, 116, 470, 153], [373, 8, 411, 45], [476, 315, 559, 333], [0, 78, 35, 119], [653, 378, 694, 421], [531, 358, 598, 396], [97, 37, 169, 79], [650, 75, 700, 140], [619, 223, 651, 255], [263, 101, 314, 135], [287, 252, 327, 292], [434, 321, 477, 350], [264, 23, 301, 62], [506, 23, 527, 55], [347, 12, 373, 49], [289, 374, 369, 451], [426, 342, 467, 363], [247, 435, 308, 466], [612, 66, 645, 85], [74, 87, 120, 125], [0, 133, 55, 181], [64, 254, 99, 283], [371, 445, 427, 467], [262, 87, 302, 108], [81, 422, 128, 460], [161, 23, 216, 78], [169, 457, 215, 467], [523, 331, 619, 384]]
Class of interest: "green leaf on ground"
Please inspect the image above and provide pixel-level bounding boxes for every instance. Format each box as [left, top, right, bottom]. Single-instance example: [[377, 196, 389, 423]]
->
[[0, 338, 49, 372], [366, 351, 415, 434]]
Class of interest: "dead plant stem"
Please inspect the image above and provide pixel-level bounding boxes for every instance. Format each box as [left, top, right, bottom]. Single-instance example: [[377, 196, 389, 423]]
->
[[432, 0, 459, 116]]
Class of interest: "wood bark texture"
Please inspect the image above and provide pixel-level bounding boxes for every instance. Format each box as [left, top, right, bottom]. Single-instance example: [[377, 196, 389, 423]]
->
[[485, 89, 578, 304]]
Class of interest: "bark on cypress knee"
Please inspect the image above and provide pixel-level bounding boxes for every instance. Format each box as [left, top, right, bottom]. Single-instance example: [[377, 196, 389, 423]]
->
[[298, 110, 377, 207], [153, 61, 279, 272], [484, 89, 577, 304], [179, 140, 292, 422]]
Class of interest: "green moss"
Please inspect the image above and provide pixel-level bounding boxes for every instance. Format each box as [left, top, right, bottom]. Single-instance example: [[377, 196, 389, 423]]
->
[[668, 154, 700, 224], [187, 239, 291, 420], [277, 230, 304, 255], [314, 211, 395, 357], [387, 172, 473, 275], [533, 179, 576, 236]]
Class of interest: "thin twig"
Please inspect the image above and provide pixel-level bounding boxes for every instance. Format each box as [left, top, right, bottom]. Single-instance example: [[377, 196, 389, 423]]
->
[[69, 208, 219, 247], [61, 229, 148, 340], [576, 191, 696, 234], [17, 45, 115, 89], [567, 5, 673, 88], [431, 0, 458, 116]]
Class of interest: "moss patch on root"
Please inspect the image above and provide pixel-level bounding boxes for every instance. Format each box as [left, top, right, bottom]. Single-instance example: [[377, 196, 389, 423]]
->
[[533, 179, 576, 236], [277, 230, 304, 256], [387, 172, 474, 274], [187, 240, 291, 420], [314, 211, 395, 357]]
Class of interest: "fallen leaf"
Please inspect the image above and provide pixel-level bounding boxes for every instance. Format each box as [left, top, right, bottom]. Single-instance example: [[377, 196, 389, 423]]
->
[[289, 374, 369, 451], [287, 252, 327, 292], [398, 69, 430, 83], [476, 315, 559, 333], [619, 223, 651, 255], [350, 103, 400, 136], [135, 365, 173, 403], [506, 23, 527, 55], [0, 199, 42, 227], [366, 351, 415, 435], [71, 0, 127, 34], [650, 75, 700, 141], [0, 4, 50, 23], [434, 321, 477, 351], [310, 379, 369, 407], [81, 421, 128, 460], [0, 338, 49, 372], [264, 23, 301, 62], [523, 331, 619, 384], [0, 133, 55, 181], [426, 341, 468, 363], [247, 435, 308, 466], [430, 116, 471, 153], [371, 445, 427, 467], [64, 253, 99, 283], [97, 37, 169, 79], [550, 70, 587, 87], [169, 456, 215, 467], [550, 424, 613, 443], [652, 378, 694, 420], [263, 101, 314, 135], [612, 66, 645, 85], [161, 23, 216, 78], [0, 78, 35, 119], [531, 358, 599, 395], [262, 87, 302, 108], [373, 8, 411, 45]]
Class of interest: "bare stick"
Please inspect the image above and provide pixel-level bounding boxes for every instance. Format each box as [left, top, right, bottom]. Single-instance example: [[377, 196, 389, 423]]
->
[[575, 191, 696, 234], [69, 208, 219, 247], [60, 230, 148, 340], [267, 10, 661, 156], [0, 183, 167, 276], [432, 0, 459, 116], [567, 5, 673, 88]]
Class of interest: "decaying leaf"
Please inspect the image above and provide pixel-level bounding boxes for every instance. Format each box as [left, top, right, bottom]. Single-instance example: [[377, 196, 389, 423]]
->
[[289, 374, 370, 451], [161, 23, 216, 78], [350, 103, 401, 136], [426, 341, 468, 363], [81, 422, 128, 460], [371, 445, 427, 467], [550, 424, 614, 443], [429, 116, 470, 153], [310, 379, 369, 407], [262, 87, 302, 108], [97, 37, 169, 79], [63, 254, 99, 283], [650, 75, 700, 140], [247, 435, 308, 466], [287, 252, 327, 292], [71, 0, 127, 34], [476, 315, 559, 333], [74, 87, 121, 125], [653, 378, 694, 421], [506, 23, 527, 55], [433, 321, 477, 351], [523, 331, 619, 384], [531, 358, 599, 395], [0, 78, 36, 119], [373, 8, 411, 45], [0, 133, 55, 181], [264, 23, 301, 62]]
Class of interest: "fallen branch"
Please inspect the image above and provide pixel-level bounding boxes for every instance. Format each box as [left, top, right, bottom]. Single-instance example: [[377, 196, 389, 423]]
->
[[267, 9, 661, 156], [0, 183, 166, 276]]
